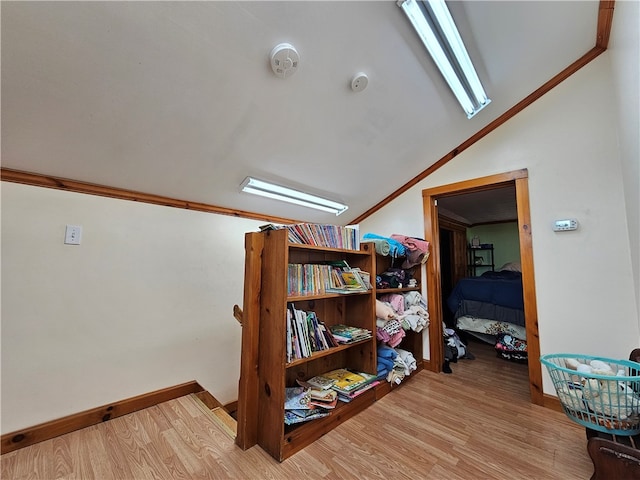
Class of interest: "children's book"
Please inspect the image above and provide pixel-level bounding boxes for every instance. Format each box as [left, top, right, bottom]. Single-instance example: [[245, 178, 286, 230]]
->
[[340, 271, 363, 289], [309, 397, 338, 409], [329, 324, 372, 343], [284, 409, 330, 425], [322, 369, 376, 394], [306, 374, 337, 390], [284, 387, 312, 410]]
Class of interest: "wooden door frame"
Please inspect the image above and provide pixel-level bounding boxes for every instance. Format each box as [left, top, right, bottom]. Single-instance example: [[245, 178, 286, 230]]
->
[[422, 169, 543, 406]]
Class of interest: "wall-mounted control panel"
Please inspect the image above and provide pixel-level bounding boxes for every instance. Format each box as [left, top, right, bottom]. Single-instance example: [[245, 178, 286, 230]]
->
[[553, 219, 579, 232]]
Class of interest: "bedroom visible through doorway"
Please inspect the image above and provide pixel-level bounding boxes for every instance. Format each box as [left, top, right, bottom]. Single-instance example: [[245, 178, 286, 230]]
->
[[422, 169, 544, 406]]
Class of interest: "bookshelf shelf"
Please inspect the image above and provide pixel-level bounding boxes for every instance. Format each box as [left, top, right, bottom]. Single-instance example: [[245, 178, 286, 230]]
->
[[281, 388, 376, 455], [287, 290, 371, 302], [285, 339, 371, 368], [288, 242, 367, 254], [376, 286, 421, 294]]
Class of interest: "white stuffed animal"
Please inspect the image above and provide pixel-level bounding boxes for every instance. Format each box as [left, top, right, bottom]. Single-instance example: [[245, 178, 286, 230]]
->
[[563, 357, 637, 419]]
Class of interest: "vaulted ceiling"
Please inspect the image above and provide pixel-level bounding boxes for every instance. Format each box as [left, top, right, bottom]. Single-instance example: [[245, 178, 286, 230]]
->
[[1, 1, 605, 225]]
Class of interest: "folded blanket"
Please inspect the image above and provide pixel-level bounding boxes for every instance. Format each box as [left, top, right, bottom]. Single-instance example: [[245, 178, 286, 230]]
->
[[376, 299, 396, 320], [363, 233, 406, 257], [396, 348, 417, 372], [378, 293, 405, 315], [391, 234, 430, 268], [387, 330, 405, 347], [366, 238, 391, 256], [377, 345, 398, 359], [393, 353, 411, 376], [376, 327, 391, 343], [403, 291, 427, 310], [377, 356, 395, 371], [399, 305, 429, 332], [402, 314, 427, 332]]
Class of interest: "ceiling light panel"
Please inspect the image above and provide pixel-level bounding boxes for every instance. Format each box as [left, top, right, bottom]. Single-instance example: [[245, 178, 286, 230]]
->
[[398, 0, 490, 118], [240, 177, 349, 216]]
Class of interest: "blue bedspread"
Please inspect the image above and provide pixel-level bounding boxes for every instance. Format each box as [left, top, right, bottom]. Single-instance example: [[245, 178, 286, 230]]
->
[[446, 271, 524, 314]]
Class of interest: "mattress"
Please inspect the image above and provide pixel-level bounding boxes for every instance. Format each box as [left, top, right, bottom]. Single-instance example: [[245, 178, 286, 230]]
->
[[456, 315, 527, 341]]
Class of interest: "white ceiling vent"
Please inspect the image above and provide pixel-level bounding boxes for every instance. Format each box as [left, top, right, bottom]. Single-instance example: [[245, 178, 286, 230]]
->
[[270, 43, 299, 79]]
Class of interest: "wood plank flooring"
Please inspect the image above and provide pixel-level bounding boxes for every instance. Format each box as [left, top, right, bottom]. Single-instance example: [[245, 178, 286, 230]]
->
[[2, 341, 595, 479]]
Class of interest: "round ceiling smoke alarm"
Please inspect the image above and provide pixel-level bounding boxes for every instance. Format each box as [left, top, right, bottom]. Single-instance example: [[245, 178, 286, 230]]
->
[[351, 72, 368, 92], [270, 43, 299, 79]]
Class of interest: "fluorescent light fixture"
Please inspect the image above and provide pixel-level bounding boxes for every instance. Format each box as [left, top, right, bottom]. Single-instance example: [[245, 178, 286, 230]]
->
[[398, 0, 490, 118], [240, 177, 349, 216]]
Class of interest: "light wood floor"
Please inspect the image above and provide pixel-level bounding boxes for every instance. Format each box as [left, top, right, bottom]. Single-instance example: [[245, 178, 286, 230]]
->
[[2, 341, 594, 479]]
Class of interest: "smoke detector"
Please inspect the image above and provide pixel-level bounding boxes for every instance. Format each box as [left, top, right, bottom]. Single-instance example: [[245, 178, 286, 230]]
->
[[270, 43, 299, 79], [351, 72, 368, 92]]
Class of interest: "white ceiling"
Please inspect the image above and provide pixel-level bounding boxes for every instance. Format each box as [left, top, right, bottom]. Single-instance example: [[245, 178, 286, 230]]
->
[[437, 185, 517, 226], [1, 1, 599, 225]]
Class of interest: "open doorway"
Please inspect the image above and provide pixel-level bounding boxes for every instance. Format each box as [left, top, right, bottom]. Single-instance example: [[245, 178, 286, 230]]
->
[[422, 169, 544, 406]]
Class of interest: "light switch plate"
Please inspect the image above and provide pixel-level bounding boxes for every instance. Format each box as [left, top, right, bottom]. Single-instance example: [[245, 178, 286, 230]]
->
[[64, 225, 82, 244]]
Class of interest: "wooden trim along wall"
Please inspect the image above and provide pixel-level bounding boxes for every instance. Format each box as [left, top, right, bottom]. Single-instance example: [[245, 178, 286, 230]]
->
[[0, 168, 300, 226], [1, 381, 208, 455]]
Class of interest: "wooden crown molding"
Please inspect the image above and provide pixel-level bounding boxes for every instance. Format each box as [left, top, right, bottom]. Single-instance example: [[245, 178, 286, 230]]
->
[[0, 168, 300, 225], [596, 1, 615, 49]]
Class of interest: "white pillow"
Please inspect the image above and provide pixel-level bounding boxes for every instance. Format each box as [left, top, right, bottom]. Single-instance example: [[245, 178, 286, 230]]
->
[[500, 262, 522, 272]]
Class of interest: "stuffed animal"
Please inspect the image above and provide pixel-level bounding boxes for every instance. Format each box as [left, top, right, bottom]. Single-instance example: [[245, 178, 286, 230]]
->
[[563, 357, 638, 420], [582, 376, 637, 420]]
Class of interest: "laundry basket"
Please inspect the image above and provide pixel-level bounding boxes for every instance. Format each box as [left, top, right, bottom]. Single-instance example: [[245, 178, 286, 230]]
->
[[541, 353, 640, 435]]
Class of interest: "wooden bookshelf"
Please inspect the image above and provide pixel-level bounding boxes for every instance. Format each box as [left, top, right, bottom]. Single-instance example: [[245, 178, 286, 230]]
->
[[236, 228, 377, 461], [236, 230, 426, 461]]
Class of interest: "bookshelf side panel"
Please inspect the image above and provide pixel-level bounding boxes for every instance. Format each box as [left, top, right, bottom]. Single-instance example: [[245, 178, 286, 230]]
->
[[236, 232, 264, 450], [257, 230, 288, 459]]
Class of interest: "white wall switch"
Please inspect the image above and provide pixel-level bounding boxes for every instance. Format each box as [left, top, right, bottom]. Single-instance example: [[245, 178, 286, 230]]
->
[[553, 219, 578, 232], [64, 225, 83, 245]]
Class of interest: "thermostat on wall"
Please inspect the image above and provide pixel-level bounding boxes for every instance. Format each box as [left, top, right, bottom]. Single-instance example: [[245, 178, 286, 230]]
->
[[553, 219, 579, 232]]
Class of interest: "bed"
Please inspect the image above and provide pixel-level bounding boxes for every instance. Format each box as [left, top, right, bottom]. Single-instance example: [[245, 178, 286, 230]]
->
[[446, 266, 525, 344]]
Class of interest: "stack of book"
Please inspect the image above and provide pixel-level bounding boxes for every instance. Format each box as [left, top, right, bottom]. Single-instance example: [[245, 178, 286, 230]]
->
[[283, 386, 333, 425], [259, 223, 360, 250], [286, 304, 338, 362], [329, 324, 373, 344], [311, 368, 380, 403], [300, 375, 339, 409]]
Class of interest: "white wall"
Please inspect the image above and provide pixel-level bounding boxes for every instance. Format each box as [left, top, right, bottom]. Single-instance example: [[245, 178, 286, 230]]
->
[[609, 0, 640, 325], [360, 54, 639, 394], [1, 183, 262, 433]]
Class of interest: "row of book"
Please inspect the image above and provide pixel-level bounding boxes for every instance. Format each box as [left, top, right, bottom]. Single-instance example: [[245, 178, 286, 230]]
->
[[283, 369, 381, 425], [260, 223, 360, 250], [286, 304, 338, 362], [287, 261, 371, 296], [286, 304, 373, 362]]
